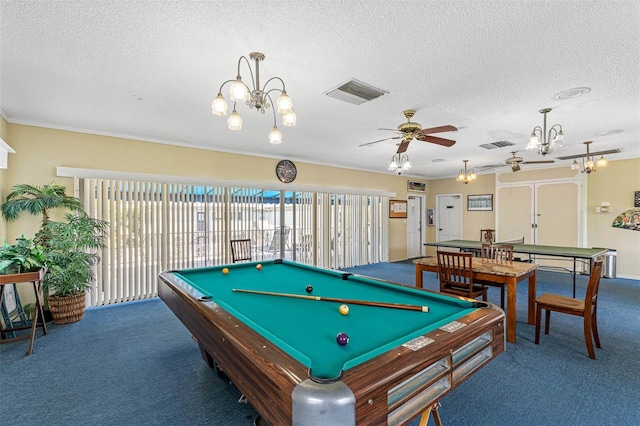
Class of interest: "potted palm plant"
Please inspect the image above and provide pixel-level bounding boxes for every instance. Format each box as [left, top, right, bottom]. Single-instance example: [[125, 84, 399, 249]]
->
[[1, 182, 108, 324], [40, 212, 108, 324]]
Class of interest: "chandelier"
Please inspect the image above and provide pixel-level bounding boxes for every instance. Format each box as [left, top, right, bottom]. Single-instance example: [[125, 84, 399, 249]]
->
[[526, 108, 564, 156], [211, 52, 296, 144], [388, 153, 411, 175], [457, 160, 476, 184], [570, 141, 607, 174]]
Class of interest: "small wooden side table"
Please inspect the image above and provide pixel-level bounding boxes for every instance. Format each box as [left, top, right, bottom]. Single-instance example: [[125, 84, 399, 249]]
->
[[0, 269, 47, 355]]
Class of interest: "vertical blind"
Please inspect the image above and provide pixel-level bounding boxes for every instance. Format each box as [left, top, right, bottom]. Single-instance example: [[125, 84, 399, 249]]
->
[[80, 178, 388, 307]]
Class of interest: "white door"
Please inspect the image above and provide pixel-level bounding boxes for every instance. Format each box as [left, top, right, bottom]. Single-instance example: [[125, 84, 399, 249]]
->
[[407, 196, 423, 258], [436, 194, 462, 241]]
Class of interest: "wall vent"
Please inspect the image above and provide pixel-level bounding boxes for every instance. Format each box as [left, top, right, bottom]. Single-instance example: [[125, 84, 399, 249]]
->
[[479, 141, 516, 150], [325, 79, 388, 105]]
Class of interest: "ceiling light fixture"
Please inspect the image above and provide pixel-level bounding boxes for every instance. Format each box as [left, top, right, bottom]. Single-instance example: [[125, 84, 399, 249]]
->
[[388, 153, 411, 175], [526, 108, 564, 156], [211, 52, 296, 145], [457, 160, 476, 184], [570, 141, 607, 174]]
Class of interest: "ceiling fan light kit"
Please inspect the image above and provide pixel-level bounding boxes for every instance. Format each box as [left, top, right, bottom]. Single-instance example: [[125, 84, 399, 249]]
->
[[571, 141, 607, 174], [388, 153, 411, 175], [526, 108, 564, 156], [457, 160, 476, 184], [211, 52, 296, 144]]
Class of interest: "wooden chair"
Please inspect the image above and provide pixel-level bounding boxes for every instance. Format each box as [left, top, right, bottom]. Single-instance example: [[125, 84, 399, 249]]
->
[[476, 243, 514, 308], [230, 239, 252, 263], [480, 229, 495, 243], [534, 258, 604, 359], [437, 251, 487, 301]]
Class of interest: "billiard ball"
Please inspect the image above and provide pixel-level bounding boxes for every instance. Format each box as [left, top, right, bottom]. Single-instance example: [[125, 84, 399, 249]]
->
[[305, 285, 313, 293], [222, 268, 229, 275], [339, 304, 349, 315], [336, 332, 349, 346], [256, 264, 262, 270]]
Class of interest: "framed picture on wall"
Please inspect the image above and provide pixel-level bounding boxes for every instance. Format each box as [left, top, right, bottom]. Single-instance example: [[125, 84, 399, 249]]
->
[[407, 181, 426, 192], [467, 194, 493, 211], [389, 200, 408, 218]]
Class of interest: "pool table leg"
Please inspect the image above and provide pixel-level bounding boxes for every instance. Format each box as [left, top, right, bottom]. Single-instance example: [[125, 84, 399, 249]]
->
[[194, 337, 214, 369]]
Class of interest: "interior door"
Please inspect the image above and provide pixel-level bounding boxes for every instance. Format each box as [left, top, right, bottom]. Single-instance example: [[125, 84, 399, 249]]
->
[[436, 194, 462, 241], [407, 196, 423, 258], [497, 185, 533, 243], [536, 182, 578, 246]]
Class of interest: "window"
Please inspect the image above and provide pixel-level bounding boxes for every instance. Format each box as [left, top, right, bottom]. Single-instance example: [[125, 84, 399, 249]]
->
[[79, 178, 388, 307]]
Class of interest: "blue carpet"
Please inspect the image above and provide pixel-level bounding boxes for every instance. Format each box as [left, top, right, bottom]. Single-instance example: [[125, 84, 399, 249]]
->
[[1, 262, 639, 425]]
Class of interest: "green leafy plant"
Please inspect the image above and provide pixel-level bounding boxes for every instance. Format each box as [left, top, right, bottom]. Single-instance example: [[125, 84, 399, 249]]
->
[[0, 235, 45, 275], [42, 212, 108, 297], [1, 182, 84, 247], [1, 182, 109, 302]]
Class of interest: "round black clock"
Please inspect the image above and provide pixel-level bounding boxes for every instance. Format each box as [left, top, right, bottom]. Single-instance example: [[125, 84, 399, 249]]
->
[[276, 160, 297, 183]]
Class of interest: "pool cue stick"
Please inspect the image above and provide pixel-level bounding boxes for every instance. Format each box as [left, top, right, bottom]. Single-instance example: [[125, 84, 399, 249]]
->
[[232, 289, 430, 312]]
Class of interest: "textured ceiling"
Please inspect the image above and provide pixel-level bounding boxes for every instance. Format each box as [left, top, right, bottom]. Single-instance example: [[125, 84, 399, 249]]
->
[[1, 1, 639, 179]]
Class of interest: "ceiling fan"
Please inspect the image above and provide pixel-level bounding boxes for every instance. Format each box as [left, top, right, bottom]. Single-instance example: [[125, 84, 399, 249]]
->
[[504, 151, 555, 172], [359, 109, 457, 153]]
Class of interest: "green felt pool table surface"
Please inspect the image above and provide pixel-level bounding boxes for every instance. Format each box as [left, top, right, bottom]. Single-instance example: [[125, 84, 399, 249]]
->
[[172, 259, 477, 379]]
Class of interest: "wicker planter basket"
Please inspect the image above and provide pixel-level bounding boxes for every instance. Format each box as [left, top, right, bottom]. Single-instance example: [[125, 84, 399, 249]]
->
[[48, 292, 87, 324]]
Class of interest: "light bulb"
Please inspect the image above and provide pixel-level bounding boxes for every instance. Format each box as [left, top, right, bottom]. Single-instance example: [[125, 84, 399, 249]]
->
[[227, 110, 242, 130], [570, 159, 580, 170], [597, 155, 607, 167], [403, 157, 411, 170], [229, 78, 247, 102], [211, 94, 228, 116], [276, 91, 293, 113], [282, 110, 297, 127], [526, 133, 539, 150], [388, 157, 398, 170], [269, 126, 282, 144]]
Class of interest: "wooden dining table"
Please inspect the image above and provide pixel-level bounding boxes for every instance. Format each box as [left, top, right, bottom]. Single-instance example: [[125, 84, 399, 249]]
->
[[414, 256, 538, 343]]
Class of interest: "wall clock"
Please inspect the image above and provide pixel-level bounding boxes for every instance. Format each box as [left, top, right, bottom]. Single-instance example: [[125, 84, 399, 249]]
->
[[276, 160, 297, 183]]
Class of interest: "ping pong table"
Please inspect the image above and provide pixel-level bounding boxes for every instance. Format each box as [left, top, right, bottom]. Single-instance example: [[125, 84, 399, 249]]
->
[[425, 240, 608, 297]]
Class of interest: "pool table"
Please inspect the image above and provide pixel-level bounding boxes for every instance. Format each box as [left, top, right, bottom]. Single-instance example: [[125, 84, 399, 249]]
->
[[159, 260, 505, 426]]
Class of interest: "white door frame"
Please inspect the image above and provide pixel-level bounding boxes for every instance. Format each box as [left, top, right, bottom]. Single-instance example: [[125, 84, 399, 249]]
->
[[407, 195, 424, 258]]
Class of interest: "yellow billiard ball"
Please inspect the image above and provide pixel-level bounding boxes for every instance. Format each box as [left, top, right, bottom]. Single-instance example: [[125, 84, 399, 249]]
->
[[339, 304, 349, 315], [222, 268, 229, 275], [256, 264, 262, 270]]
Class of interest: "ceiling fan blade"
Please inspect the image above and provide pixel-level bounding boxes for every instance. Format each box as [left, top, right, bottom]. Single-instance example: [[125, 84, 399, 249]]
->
[[358, 136, 401, 147], [420, 125, 458, 134], [396, 140, 411, 153], [477, 164, 507, 171], [521, 160, 555, 164], [416, 134, 456, 147], [378, 128, 400, 132]]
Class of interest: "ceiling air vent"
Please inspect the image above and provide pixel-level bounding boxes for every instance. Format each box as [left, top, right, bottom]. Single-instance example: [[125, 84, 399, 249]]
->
[[479, 141, 516, 150], [325, 79, 388, 105]]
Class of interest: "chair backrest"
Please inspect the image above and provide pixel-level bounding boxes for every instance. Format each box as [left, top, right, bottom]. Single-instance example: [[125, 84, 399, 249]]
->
[[480, 243, 514, 263], [437, 251, 475, 296], [480, 229, 495, 243], [269, 226, 291, 252], [585, 257, 604, 315], [230, 239, 252, 263]]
